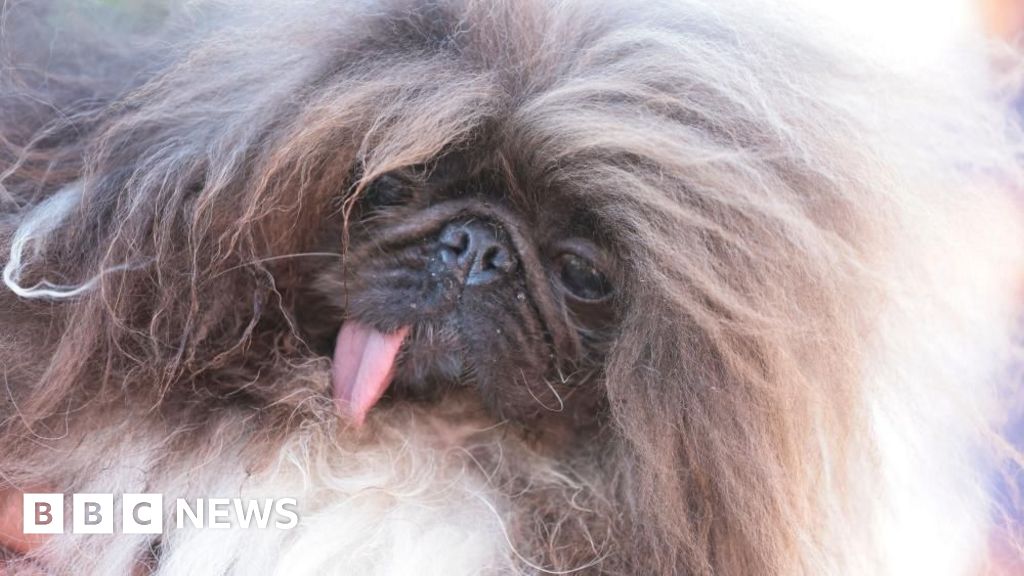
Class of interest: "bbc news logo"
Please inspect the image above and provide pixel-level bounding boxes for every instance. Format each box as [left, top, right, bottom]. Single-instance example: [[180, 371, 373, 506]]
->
[[23, 494, 299, 534]]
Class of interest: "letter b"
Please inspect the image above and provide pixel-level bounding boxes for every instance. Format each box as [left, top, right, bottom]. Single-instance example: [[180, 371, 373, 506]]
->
[[23, 494, 63, 534], [73, 494, 113, 534]]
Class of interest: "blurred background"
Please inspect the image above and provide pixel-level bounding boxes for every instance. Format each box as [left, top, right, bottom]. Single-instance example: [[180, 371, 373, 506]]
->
[[980, 1, 1022, 574]]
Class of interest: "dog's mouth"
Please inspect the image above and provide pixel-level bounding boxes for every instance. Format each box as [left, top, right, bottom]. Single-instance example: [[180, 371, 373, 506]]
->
[[331, 320, 469, 426]]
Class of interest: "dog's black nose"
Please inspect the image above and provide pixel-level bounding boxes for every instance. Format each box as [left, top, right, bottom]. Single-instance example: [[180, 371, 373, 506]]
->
[[438, 221, 516, 285]]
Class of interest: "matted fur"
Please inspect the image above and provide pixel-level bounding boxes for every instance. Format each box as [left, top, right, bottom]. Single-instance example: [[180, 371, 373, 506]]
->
[[0, 0, 1022, 575]]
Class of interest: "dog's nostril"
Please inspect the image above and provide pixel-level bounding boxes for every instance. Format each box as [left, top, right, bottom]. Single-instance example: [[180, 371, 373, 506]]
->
[[437, 221, 516, 285], [480, 245, 512, 273], [439, 226, 470, 256]]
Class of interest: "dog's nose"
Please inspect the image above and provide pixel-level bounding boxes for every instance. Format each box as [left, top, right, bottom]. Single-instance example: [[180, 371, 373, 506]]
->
[[438, 221, 516, 285]]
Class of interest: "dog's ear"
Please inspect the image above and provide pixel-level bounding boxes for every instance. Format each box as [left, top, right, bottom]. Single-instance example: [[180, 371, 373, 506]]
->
[[601, 208, 877, 574]]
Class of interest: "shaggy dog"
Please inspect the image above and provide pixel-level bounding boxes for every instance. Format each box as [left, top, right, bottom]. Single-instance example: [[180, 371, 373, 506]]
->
[[0, 0, 1022, 574]]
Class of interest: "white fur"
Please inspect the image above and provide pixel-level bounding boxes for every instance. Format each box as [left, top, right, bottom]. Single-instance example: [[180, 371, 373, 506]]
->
[[2, 185, 87, 299], [25, 410, 528, 576], [2, 184, 139, 300], [867, 191, 1024, 576]]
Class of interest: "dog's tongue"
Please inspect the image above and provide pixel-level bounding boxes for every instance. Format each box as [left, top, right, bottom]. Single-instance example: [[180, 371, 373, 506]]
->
[[332, 321, 409, 426]]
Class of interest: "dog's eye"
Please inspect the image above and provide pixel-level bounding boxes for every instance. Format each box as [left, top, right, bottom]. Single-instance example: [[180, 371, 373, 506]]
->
[[362, 174, 411, 207], [558, 253, 612, 301]]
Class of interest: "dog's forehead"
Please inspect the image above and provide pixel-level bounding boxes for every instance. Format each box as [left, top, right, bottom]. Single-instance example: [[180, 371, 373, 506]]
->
[[414, 148, 608, 243]]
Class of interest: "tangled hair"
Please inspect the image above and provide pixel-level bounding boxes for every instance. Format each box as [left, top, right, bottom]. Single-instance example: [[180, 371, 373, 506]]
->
[[1, 0, 1022, 574]]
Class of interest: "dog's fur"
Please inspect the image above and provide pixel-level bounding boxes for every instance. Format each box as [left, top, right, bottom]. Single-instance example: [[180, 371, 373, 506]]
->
[[1, 1, 1023, 575]]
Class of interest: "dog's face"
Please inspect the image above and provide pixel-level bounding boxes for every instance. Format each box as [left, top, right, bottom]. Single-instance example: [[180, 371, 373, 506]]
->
[[307, 155, 620, 426]]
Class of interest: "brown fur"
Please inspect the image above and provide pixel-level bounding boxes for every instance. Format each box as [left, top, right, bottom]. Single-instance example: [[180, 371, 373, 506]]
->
[[1, 0, 1021, 574]]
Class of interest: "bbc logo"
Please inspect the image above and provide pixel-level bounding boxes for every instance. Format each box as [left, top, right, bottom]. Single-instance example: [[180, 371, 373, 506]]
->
[[23, 493, 163, 535]]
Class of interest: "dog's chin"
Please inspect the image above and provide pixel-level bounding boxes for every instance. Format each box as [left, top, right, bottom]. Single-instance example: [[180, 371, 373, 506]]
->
[[391, 323, 467, 390]]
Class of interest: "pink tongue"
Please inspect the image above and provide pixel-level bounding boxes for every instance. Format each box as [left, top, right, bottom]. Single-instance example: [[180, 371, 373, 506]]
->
[[332, 321, 409, 426]]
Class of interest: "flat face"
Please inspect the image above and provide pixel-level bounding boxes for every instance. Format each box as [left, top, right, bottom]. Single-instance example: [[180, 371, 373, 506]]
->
[[304, 153, 620, 426]]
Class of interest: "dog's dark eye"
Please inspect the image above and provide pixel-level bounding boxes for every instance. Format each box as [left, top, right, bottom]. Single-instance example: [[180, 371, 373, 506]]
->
[[362, 174, 410, 207], [558, 253, 612, 301]]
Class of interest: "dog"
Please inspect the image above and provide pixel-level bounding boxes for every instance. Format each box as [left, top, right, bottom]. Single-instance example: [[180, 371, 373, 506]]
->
[[0, 0, 1022, 574]]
